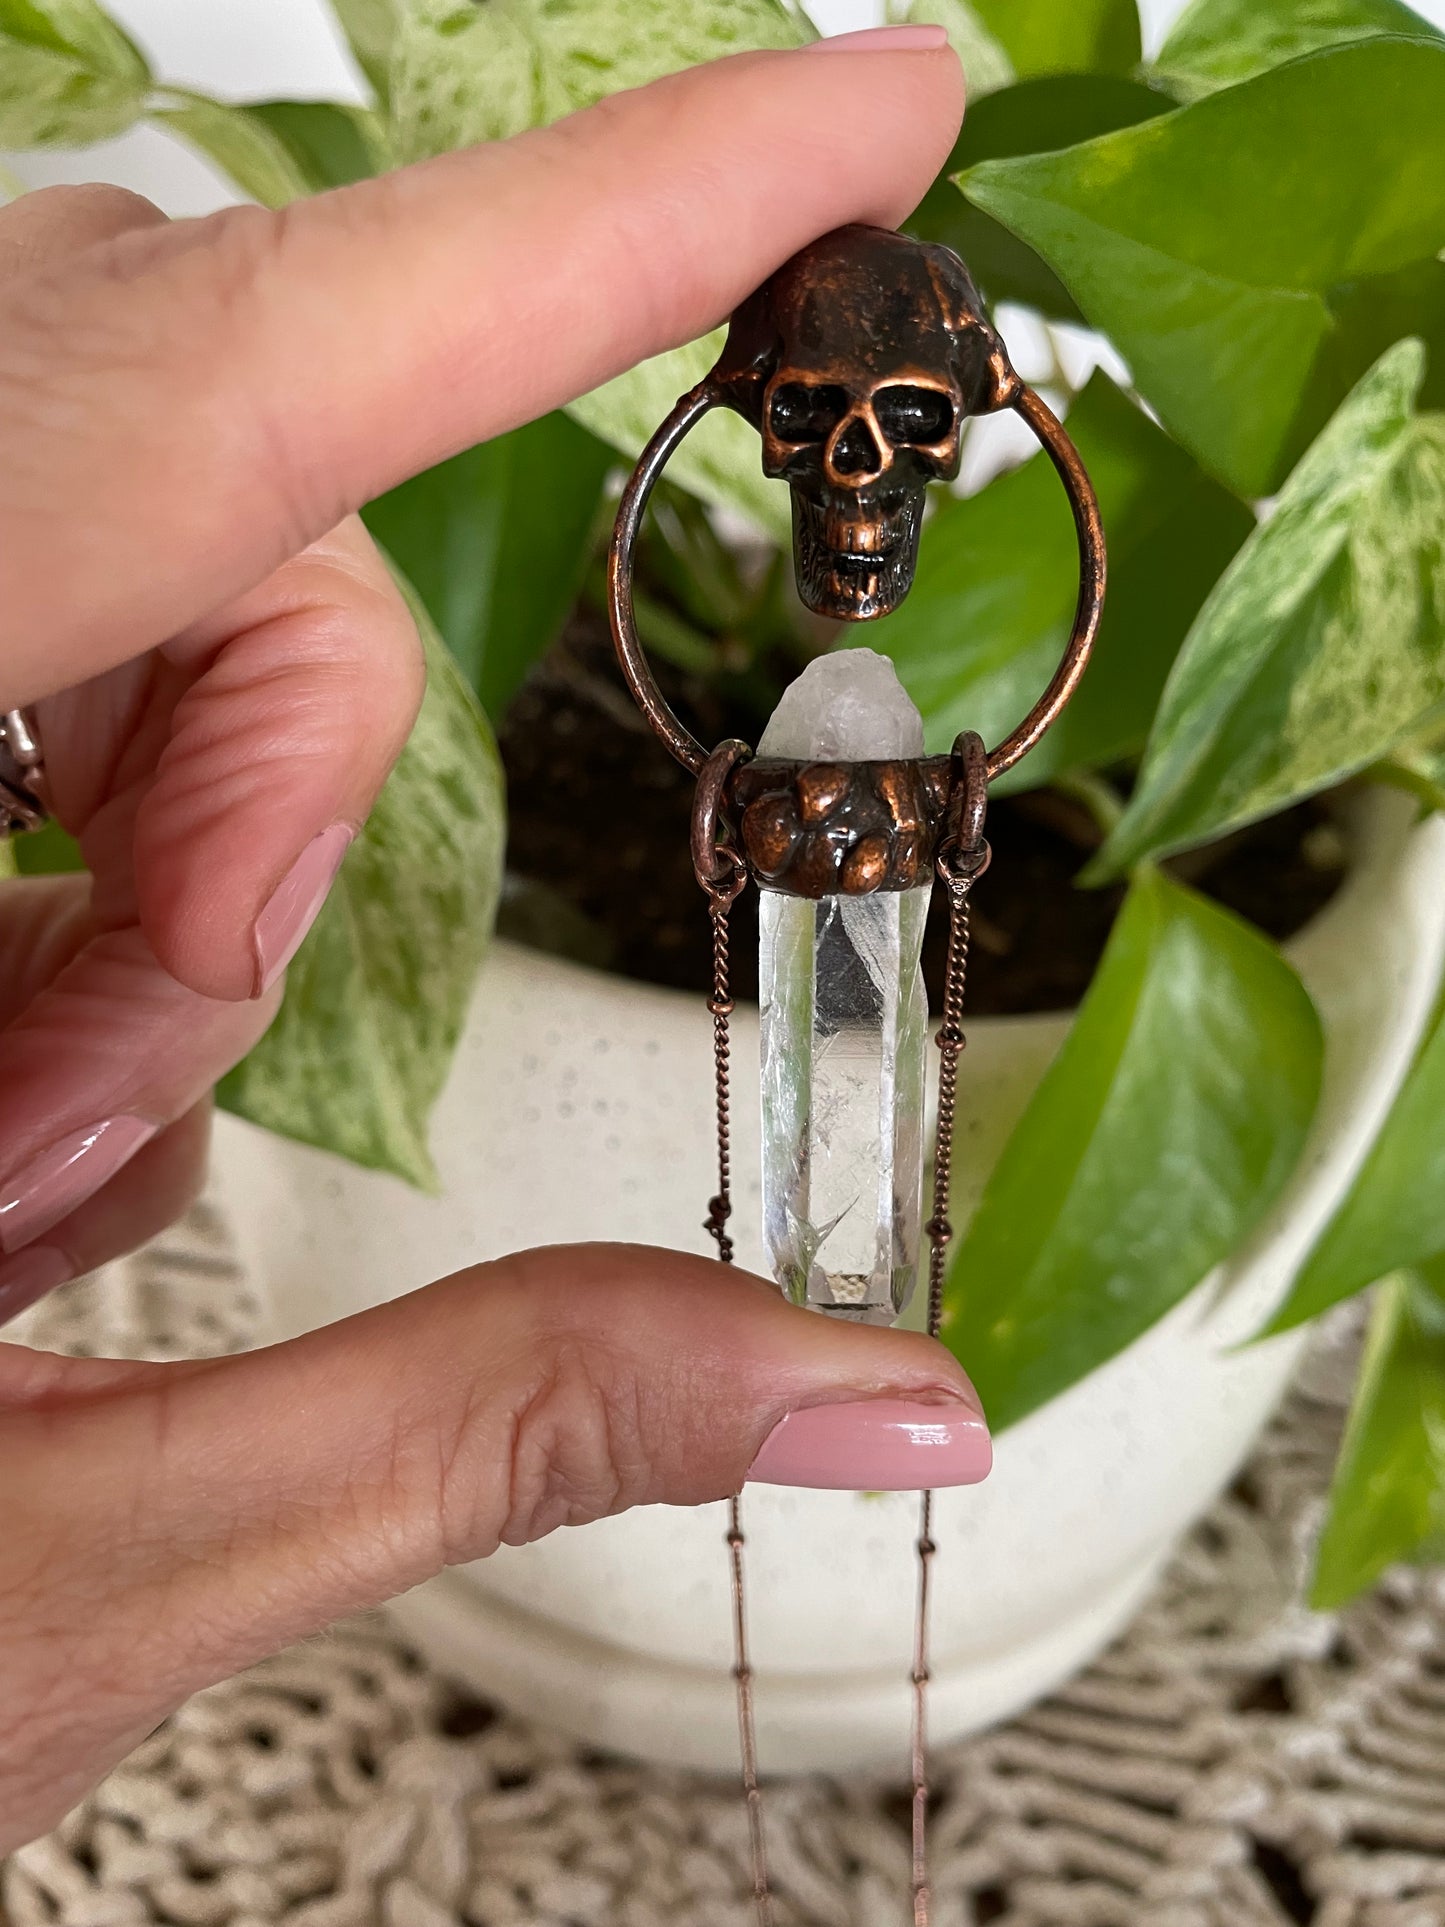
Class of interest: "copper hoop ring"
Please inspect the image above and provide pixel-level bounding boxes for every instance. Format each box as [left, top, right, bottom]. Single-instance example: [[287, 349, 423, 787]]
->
[[607, 380, 1106, 785], [944, 730, 990, 861], [691, 736, 752, 905]]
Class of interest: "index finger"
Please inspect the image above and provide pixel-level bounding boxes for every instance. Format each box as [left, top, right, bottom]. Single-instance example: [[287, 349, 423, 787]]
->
[[0, 39, 963, 708]]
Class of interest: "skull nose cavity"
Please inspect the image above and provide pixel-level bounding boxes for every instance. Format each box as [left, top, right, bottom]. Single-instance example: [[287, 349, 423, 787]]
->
[[830, 416, 885, 479]]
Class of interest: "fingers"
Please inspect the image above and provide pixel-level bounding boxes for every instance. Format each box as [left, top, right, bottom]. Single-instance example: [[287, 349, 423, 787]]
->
[[133, 519, 424, 999], [0, 189, 427, 997], [30, 518, 420, 1004], [0, 41, 964, 705], [0, 181, 165, 284], [0, 1105, 209, 1325], [1, 1242, 986, 1843], [0, 886, 278, 1284]]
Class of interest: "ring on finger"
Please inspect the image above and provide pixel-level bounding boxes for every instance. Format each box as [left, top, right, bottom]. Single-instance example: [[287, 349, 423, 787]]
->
[[0, 709, 49, 837]]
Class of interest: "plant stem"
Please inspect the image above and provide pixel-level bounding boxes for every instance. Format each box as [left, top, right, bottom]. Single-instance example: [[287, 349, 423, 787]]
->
[[1051, 768, 1126, 840], [1370, 752, 1445, 819], [629, 589, 719, 678]]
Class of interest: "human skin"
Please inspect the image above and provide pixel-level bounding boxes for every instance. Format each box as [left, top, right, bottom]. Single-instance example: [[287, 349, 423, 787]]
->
[[0, 28, 983, 1848]]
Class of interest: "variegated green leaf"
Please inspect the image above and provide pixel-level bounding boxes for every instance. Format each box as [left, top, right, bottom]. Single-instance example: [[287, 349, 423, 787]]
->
[[154, 99, 313, 208], [944, 868, 1323, 1430], [1155, 0, 1442, 101], [902, 0, 1013, 96], [0, 0, 147, 74], [387, 0, 805, 534], [217, 581, 505, 1189], [329, 0, 399, 100], [1266, 997, 1445, 1335], [1093, 342, 1445, 876], [157, 96, 386, 206], [1311, 1261, 1445, 1608], [390, 0, 807, 156], [567, 333, 790, 543], [0, 0, 151, 147]]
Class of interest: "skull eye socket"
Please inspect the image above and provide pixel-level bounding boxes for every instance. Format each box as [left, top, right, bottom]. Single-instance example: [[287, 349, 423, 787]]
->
[[874, 385, 956, 446], [769, 382, 849, 444]]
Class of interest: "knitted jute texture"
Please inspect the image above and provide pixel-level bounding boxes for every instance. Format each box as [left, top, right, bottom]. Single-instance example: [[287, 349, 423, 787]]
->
[[6, 1197, 1445, 1927]]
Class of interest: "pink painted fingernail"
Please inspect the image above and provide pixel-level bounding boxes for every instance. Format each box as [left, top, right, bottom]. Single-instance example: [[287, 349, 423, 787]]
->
[[748, 1396, 991, 1490], [252, 824, 353, 997], [0, 1247, 73, 1325], [0, 1117, 158, 1254], [802, 24, 949, 53]]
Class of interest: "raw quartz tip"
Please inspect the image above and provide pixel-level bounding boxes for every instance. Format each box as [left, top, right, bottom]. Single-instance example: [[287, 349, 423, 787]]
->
[[757, 650, 932, 1326]]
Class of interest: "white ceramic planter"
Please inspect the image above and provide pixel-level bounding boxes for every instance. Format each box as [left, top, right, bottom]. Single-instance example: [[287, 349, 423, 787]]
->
[[214, 793, 1445, 1773]]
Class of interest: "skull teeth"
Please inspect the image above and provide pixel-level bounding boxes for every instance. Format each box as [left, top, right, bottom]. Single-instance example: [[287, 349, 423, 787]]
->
[[822, 508, 897, 556], [791, 493, 925, 620]]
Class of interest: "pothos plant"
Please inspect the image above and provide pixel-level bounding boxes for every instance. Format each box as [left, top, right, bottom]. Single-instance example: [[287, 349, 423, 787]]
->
[[4, 0, 1445, 1608]]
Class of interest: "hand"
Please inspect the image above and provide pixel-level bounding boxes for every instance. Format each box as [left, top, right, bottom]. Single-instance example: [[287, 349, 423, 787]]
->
[[0, 30, 985, 1850]]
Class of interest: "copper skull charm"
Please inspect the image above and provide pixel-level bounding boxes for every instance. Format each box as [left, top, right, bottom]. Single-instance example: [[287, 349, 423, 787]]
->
[[713, 224, 1018, 621]]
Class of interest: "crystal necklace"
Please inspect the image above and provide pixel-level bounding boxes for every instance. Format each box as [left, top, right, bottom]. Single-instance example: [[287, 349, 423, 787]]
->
[[607, 223, 1105, 1925]]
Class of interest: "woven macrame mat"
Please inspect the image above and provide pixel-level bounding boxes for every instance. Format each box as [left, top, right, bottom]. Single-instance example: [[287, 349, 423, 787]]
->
[[6, 1200, 1445, 1927]]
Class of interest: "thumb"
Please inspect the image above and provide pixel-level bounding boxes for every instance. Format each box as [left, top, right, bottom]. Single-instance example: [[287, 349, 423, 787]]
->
[[1, 1244, 988, 1846]]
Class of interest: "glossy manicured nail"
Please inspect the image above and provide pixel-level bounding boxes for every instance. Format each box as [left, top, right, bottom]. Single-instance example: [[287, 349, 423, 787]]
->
[[0, 1247, 73, 1325], [802, 24, 949, 53], [748, 1396, 991, 1490], [252, 824, 353, 996], [0, 1117, 158, 1254]]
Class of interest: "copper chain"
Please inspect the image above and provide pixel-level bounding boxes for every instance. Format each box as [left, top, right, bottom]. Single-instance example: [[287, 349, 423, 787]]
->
[[704, 902, 736, 1266], [692, 744, 773, 1927], [692, 736, 987, 1927], [911, 838, 987, 1927], [704, 899, 773, 1927]]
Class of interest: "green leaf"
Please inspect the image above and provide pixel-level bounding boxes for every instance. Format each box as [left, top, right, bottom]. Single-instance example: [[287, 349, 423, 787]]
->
[[902, 0, 1013, 99], [217, 580, 505, 1189], [959, 37, 1445, 496], [329, 0, 398, 101], [967, 0, 1139, 76], [910, 73, 1174, 321], [566, 333, 791, 542], [943, 868, 1323, 1430], [246, 98, 386, 187], [877, 372, 1253, 789], [1266, 1000, 1445, 1335], [1310, 1261, 1445, 1610], [11, 819, 84, 875], [156, 97, 385, 206], [0, 0, 151, 147], [0, 0, 146, 68], [153, 100, 310, 207], [390, 0, 806, 155], [1155, 0, 1442, 101], [1093, 343, 1445, 876], [362, 412, 613, 719], [1386, 738, 1445, 812], [387, 0, 805, 538], [1301, 254, 1445, 442]]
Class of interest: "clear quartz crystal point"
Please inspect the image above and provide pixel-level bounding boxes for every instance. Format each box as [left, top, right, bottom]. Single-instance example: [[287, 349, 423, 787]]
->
[[757, 650, 932, 1326]]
